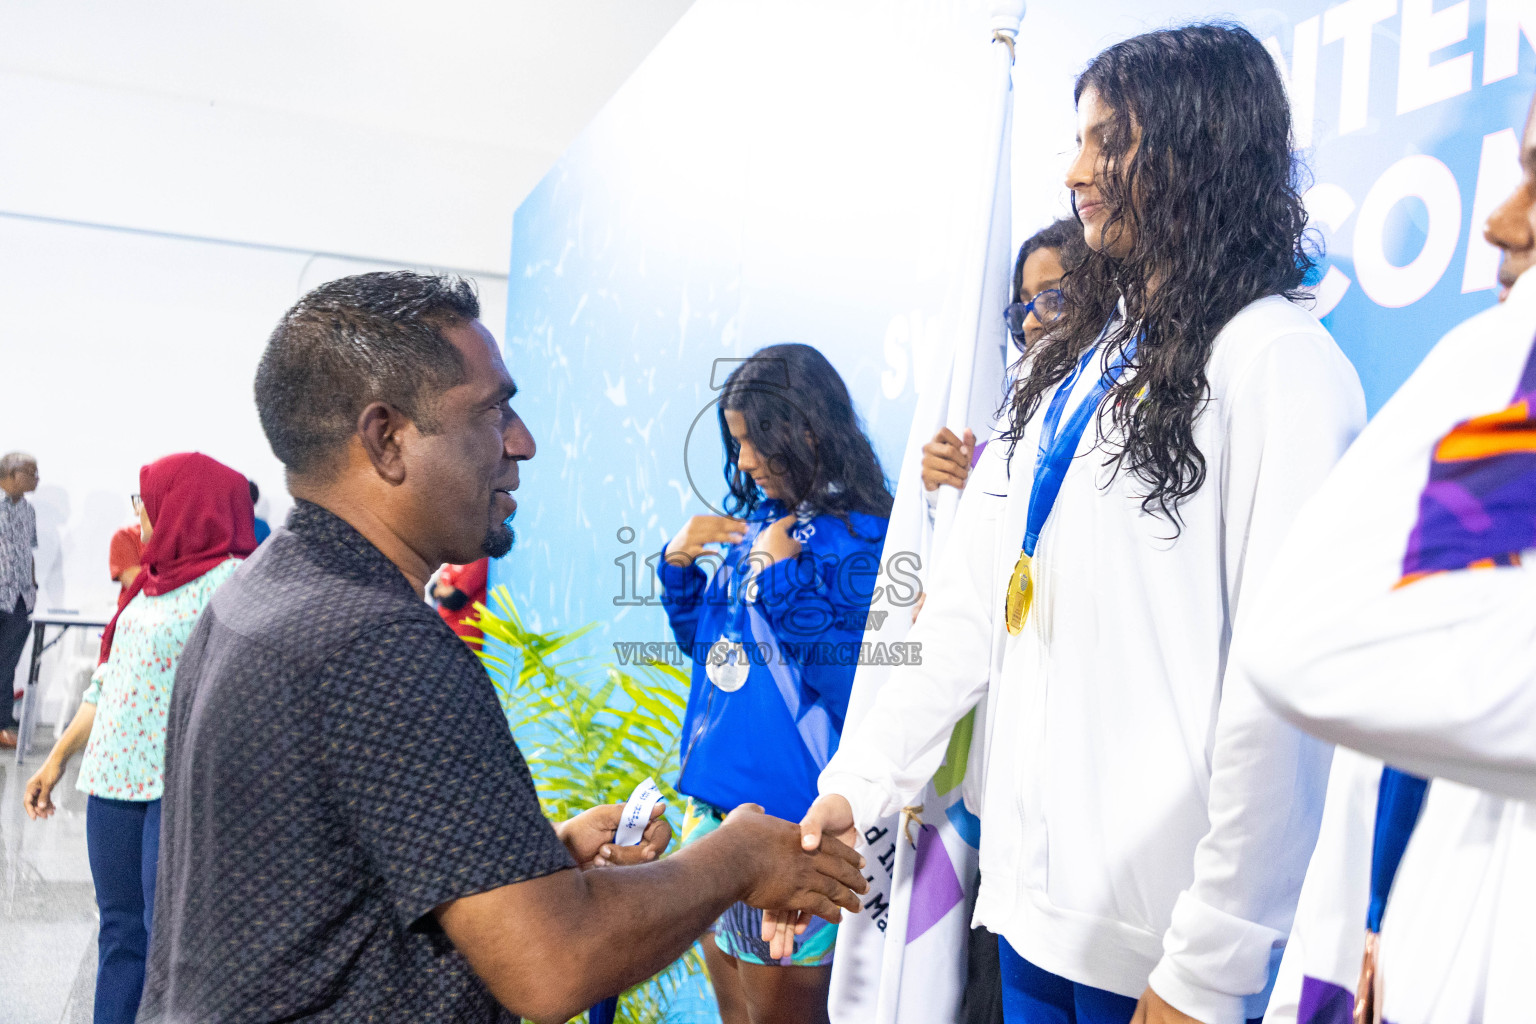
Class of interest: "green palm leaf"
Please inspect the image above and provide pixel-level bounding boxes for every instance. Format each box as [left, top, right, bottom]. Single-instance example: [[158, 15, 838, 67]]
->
[[469, 587, 702, 1023]]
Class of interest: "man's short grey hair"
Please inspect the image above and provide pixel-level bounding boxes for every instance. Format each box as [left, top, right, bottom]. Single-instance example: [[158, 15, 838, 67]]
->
[[0, 452, 36, 478]]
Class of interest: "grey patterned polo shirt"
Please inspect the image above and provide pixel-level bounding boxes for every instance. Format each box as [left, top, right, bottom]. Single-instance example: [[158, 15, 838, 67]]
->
[[139, 501, 573, 1023], [0, 494, 36, 613]]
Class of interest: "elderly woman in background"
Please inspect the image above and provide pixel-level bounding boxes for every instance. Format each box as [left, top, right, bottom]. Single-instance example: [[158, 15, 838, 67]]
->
[[24, 452, 256, 1024]]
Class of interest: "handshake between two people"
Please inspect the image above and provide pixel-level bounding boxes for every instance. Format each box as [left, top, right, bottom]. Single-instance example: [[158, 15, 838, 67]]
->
[[557, 796, 868, 924], [434, 793, 868, 1024], [760, 792, 860, 960]]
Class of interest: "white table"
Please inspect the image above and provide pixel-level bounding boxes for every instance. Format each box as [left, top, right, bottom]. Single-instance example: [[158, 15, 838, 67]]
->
[[15, 610, 111, 766]]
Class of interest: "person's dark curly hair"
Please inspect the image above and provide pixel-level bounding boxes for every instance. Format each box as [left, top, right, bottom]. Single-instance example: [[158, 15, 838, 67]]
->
[[1002, 23, 1316, 525], [719, 344, 892, 535], [255, 271, 480, 478]]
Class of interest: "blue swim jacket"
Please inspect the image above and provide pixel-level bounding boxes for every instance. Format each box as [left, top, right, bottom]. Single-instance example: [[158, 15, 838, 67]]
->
[[658, 500, 889, 823]]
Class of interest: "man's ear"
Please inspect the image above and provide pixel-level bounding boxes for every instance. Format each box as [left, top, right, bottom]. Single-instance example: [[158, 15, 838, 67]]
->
[[356, 402, 412, 485]]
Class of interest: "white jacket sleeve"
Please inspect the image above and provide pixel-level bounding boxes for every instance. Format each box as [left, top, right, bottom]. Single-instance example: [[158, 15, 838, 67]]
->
[[1249, 562, 1536, 803], [1237, 316, 1536, 803], [1149, 333, 1365, 1024], [818, 438, 1006, 830]]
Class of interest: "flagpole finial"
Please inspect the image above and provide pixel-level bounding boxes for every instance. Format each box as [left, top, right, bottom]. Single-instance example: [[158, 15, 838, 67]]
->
[[988, 0, 1026, 39], [989, 0, 1025, 60]]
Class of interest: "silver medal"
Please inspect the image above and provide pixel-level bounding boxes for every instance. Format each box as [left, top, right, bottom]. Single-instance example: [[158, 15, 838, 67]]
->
[[705, 639, 749, 692]]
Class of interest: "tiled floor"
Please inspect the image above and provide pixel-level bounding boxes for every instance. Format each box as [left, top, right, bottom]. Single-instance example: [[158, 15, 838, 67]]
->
[[0, 738, 97, 1024]]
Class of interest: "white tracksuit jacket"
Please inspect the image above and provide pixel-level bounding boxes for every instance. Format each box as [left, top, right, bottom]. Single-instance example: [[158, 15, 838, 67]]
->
[[821, 294, 1365, 1023], [1243, 271, 1536, 1024]]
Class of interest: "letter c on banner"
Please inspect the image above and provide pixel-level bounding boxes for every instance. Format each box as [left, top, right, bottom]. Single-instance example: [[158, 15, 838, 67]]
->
[[1304, 183, 1357, 318], [1354, 156, 1463, 309]]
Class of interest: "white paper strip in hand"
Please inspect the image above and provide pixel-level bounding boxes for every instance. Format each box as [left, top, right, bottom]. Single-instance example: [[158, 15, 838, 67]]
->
[[614, 777, 664, 847]]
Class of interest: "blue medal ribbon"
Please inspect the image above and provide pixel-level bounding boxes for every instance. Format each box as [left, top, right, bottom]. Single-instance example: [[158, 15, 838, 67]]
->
[[718, 518, 770, 645], [1367, 767, 1429, 933], [1022, 334, 1139, 557], [1352, 766, 1428, 1021], [700, 517, 771, 694], [691, 505, 837, 769]]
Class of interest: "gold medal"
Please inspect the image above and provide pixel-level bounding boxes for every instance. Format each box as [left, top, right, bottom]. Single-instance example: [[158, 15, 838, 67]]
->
[[1005, 549, 1033, 635], [1005, 324, 1132, 638]]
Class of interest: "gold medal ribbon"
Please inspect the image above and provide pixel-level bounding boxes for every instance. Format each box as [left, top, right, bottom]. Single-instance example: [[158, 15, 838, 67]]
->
[[1004, 330, 1138, 635]]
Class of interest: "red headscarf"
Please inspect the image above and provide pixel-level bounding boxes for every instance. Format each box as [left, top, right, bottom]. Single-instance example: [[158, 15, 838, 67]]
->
[[98, 452, 258, 664]]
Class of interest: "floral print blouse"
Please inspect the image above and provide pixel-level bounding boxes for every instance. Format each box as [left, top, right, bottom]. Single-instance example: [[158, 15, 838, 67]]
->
[[76, 558, 240, 801]]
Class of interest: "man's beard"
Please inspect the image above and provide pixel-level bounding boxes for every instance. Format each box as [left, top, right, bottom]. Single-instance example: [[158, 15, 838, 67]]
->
[[481, 520, 514, 559]]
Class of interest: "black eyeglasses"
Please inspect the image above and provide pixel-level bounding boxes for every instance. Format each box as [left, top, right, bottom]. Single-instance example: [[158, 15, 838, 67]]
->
[[130, 494, 143, 513], [1003, 289, 1065, 349]]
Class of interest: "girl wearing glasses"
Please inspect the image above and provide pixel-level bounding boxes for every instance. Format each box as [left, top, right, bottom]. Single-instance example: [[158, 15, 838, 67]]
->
[[920, 217, 1087, 496]]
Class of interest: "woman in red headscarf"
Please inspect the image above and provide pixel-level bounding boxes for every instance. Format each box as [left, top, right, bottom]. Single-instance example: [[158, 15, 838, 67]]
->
[[22, 452, 255, 1024]]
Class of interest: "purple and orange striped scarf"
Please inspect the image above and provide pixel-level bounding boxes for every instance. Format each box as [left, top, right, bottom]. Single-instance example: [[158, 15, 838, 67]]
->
[[1400, 336, 1536, 586], [1298, 334, 1536, 1024]]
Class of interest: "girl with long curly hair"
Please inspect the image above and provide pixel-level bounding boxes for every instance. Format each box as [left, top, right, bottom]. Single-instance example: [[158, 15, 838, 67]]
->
[[791, 24, 1367, 1024]]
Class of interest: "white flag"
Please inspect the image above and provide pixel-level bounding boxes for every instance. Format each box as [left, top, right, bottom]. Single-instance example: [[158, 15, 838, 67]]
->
[[827, 4, 1023, 1021]]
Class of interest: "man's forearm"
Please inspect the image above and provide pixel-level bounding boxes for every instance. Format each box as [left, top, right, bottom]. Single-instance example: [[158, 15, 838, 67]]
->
[[555, 831, 747, 1001], [442, 807, 864, 1023], [442, 825, 749, 1024]]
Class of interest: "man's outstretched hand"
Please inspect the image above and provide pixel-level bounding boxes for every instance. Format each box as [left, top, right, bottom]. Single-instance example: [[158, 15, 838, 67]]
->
[[556, 801, 672, 869], [761, 793, 860, 958], [440, 800, 860, 1023], [718, 803, 867, 925]]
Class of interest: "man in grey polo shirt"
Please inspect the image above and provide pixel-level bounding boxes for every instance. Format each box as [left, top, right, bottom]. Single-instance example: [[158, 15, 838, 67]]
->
[[0, 451, 38, 749]]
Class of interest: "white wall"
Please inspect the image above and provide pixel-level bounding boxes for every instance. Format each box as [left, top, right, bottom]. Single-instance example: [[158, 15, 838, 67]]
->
[[0, 214, 507, 617], [0, 2, 692, 707], [0, 0, 694, 272]]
